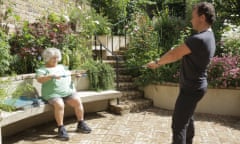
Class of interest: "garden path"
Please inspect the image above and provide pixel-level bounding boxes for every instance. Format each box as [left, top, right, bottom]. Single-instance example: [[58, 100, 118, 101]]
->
[[4, 107, 240, 144]]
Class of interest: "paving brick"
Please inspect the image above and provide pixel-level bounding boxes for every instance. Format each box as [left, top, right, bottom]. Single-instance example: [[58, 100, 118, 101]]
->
[[3, 107, 240, 144]]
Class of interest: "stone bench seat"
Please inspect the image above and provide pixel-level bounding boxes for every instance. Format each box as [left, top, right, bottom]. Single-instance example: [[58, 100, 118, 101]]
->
[[0, 90, 122, 142]]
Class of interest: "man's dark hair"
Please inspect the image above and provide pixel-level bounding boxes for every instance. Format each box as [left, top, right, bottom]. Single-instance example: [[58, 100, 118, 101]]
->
[[194, 2, 216, 25]]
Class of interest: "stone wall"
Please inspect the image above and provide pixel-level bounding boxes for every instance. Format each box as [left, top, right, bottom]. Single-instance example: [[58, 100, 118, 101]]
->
[[3, 0, 76, 23]]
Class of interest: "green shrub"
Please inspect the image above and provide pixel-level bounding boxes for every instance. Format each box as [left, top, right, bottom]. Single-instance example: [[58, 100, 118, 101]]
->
[[90, 0, 129, 34], [124, 11, 189, 86], [61, 34, 92, 70], [9, 12, 94, 74], [81, 60, 115, 91], [0, 78, 15, 111], [125, 13, 160, 77], [0, 29, 13, 76], [69, 8, 111, 36], [153, 7, 187, 53]]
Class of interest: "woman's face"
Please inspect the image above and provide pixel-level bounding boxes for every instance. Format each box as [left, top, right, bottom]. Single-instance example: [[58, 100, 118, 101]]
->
[[46, 56, 59, 67]]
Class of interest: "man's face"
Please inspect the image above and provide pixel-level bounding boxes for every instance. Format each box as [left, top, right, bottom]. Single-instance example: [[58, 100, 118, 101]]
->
[[191, 9, 202, 31]]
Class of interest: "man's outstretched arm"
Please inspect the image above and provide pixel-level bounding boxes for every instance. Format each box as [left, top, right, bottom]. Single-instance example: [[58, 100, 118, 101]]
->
[[147, 43, 191, 69]]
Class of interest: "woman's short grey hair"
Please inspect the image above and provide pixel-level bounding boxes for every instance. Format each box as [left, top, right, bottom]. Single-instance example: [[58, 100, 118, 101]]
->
[[42, 48, 62, 63]]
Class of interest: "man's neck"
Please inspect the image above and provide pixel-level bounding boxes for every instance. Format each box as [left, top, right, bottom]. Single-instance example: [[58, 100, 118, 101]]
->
[[197, 24, 211, 33]]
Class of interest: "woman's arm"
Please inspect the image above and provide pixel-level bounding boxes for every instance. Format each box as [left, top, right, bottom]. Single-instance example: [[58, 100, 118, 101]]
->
[[36, 75, 60, 84]]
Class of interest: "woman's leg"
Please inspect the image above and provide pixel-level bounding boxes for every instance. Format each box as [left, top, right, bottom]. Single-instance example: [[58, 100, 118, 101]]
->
[[65, 93, 84, 121], [65, 93, 91, 133], [49, 98, 65, 126]]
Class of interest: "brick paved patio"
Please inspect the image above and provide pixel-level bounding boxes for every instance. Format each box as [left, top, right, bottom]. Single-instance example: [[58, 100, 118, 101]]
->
[[3, 107, 240, 144]]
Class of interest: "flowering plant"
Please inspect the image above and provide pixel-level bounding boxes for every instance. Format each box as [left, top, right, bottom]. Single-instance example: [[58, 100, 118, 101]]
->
[[220, 22, 240, 55], [208, 55, 240, 88], [9, 20, 72, 74]]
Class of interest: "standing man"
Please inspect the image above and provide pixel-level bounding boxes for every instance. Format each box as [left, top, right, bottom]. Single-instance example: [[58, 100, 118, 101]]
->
[[147, 2, 216, 144]]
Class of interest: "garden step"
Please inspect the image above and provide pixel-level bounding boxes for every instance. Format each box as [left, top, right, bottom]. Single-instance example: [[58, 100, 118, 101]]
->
[[120, 90, 144, 100], [109, 98, 153, 114], [107, 55, 125, 61], [116, 82, 137, 91], [103, 60, 125, 68], [119, 46, 128, 51], [114, 68, 129, 75], [112, 50, 125, 55], [92, 49, 107, 60], [115, 75, 133, 82]]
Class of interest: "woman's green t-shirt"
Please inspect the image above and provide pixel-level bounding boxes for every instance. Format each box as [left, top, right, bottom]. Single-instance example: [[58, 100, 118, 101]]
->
[[36, 65, 75, 101]]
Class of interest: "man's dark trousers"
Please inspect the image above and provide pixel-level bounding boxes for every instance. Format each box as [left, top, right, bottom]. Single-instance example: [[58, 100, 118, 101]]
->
[[172, 87, 207, 144]]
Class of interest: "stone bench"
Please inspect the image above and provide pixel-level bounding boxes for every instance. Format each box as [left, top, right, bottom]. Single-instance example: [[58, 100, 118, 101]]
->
[[0, 90, 122, 143]]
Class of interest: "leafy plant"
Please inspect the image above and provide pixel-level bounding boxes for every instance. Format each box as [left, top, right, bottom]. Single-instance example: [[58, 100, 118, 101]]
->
[[81, 60, 115, 91], [0, 78, 15, 111], [69, 8, 111, 36], [90, 0, 129, 34], [9, 15, 72, 74], [0, 29, 13, 76], [124, 13, 164, 86], [153, 7, 187, 53], [61, 34, 93, 70], [124, 9, 192, 86], [12, 81, 37, 98]]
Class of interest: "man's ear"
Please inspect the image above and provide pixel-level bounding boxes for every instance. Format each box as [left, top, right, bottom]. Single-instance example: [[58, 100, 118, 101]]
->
[[200, 14, 206, 22]]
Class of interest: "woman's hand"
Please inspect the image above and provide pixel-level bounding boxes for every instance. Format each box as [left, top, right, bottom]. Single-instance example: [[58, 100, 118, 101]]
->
[[51, 74, 61, 79], [36, 74, 61, 83]]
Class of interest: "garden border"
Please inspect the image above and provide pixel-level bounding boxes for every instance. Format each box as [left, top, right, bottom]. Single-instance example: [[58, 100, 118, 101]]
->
[[144, 83, 240, 117]]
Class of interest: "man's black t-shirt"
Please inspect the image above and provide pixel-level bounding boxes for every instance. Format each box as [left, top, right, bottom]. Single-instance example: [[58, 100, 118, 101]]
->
[[180, 29, 216, 89]]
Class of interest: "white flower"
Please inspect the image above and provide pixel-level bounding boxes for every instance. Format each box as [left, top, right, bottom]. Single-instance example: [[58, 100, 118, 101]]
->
[[63, 15, 70, 22], [94, 21, 99, 25], [134, 26, 139, 32]]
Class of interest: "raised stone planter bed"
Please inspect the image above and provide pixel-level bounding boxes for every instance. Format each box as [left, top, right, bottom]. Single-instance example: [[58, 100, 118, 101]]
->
[[144, 83, 240, 117]]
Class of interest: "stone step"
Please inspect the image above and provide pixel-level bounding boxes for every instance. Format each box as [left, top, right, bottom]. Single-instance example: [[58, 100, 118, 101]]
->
[[115, 75, 133, 82], [116, 82, 137, 91], [119, 46, 128, 51], [107, 55, 125, 61], [103, 60, 125, 68], [120, 90, 144, 100], [113, 50, 125, 55], [114, 68, 129, 75], [92, 49, 107, 60], [109, 98, 153, 114]]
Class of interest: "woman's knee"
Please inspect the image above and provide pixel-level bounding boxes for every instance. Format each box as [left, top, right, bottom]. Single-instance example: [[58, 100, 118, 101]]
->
[[50, 98, 65, 110], [67, 95, 83, 107]]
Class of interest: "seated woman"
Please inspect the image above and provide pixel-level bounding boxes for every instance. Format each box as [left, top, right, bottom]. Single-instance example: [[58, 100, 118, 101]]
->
[[36, 48, 91, 141]]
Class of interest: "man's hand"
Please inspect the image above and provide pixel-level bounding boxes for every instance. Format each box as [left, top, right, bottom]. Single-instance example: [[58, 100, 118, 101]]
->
[[146, 61, 160, 69]]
